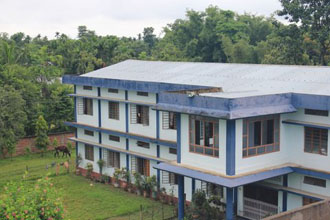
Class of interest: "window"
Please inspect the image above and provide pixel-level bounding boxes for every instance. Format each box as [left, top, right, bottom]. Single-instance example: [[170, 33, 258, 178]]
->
[[169, 148, 177, 155], [189, 115, 219, 157], [131, 157, 150, 176], [130, 104, 149, 126], [108, 88, 118, 93], [162, 171, 178, 185], [201, 181, 223, 197], [242, 115, 280, 158], [83, 85, 93, 90], [103, 149, 120, 168], [83, 98, 93, 115], [137, 91, 148, 96], [84, 129, 94, 136], [303, 176, 326, 188], [109, 135, 120, 142], [305, 109, 329, 117], [304, 127, 328, 156], [162, 111, 177, 130], [108, 101, 119, 120], [137, 141, 150, 149], [85, 144, 94, 161]]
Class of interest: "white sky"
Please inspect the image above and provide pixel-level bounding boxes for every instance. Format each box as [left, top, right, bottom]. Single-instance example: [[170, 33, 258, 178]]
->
[[0, 0, 283, 39]]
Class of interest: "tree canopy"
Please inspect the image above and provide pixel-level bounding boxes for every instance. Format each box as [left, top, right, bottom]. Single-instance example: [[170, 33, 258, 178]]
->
[[0, 3, 328, 155]]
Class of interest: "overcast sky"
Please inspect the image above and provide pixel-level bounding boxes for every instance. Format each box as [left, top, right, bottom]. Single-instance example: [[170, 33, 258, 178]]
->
[[0, 0, 283, 39]]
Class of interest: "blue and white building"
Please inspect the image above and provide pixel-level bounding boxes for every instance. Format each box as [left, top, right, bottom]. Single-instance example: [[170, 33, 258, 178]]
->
[[63, 60, 330, 220]]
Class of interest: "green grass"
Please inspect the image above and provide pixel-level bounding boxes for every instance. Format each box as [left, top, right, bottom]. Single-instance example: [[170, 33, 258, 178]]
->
[[0, 151, 175, 220]]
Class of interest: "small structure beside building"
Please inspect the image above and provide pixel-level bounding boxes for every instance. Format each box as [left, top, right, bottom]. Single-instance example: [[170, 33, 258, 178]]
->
[[63, 60, 330, 220]]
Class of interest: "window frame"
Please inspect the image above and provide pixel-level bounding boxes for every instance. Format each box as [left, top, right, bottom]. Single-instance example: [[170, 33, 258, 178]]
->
[[169, 148, 177, 155], [85, 144, 94, 161], [303, 176, 326, 188], [137, 91, 148, 97], [83, 85, 93, 90], [108, 88, 119, 93], [108, 101, 119, 120], [304, 127, 328, 156], [83, 98, 93, 116], [305, 109, 329, 117], [109, 135, 120, 142], [242, 115, 280, 158], [189, 115, 219, 158], [84, 129, 94, 136], [136, 141, 150, 149], [162, 111, 177, 130]]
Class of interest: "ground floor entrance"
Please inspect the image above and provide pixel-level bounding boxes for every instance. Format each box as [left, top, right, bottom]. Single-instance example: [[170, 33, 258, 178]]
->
[[242, 184, 279, 220]]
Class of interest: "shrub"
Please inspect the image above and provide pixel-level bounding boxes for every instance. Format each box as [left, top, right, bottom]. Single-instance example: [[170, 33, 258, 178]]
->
[[86, 163, 93, 179], [0, 174, 64, 220]]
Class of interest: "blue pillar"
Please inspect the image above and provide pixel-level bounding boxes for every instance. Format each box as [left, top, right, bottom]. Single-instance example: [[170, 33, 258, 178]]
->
[[282, 174, 288, 212], [226, 187, 234, 220], [226, 120, 236, 176], [176, 113, 181, 164], [192, 178, 195, 195], [178, 175, 185, 220]]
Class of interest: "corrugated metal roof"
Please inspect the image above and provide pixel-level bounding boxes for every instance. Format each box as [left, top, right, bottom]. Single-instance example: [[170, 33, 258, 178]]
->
[[82, 60, 330, 98]]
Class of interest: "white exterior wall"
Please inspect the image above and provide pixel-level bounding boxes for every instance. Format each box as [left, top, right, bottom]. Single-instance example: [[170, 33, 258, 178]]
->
[[76, 85, 98, 96], [282, 109, 330, 172], [159, 111, 177, 142], [76, 97, 98, 127], [101, 133, 126, 149], [288, 173, 330, 197], [128, 104, 157, 137], [235, 118, 289, 174], [77, 142, 100, 172], [129, 139, 157, 157], [100, 101, 126, 132], [180, 114, 227, 174]]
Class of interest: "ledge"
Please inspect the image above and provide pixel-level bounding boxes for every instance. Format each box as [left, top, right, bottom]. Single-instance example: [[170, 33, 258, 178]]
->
[[70, 137, 171, 163], [282, 119, 330, 130], [69, 94, 156, 106], [64, 121, 177, 148]]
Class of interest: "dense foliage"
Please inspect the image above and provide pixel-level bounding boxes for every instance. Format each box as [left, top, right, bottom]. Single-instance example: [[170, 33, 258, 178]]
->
[[0, 175, 64, 220], [0, 3, 328, 157]]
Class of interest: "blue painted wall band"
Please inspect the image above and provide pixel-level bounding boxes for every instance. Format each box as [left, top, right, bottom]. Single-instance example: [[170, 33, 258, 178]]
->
[[226, 120, 236, 176]]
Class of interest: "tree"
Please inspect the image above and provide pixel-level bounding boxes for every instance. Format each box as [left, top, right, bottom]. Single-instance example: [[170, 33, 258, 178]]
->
[[278, 0, 330, 65], [0, 86, 26, 158], [35, 115, 49, 156]]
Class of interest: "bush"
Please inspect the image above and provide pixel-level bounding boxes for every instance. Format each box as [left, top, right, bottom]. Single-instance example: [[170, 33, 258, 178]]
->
[[0, 174, 64, 220]]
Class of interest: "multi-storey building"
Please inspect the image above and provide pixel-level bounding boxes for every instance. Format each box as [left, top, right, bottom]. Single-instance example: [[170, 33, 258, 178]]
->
[[63, 60, 330, 220]]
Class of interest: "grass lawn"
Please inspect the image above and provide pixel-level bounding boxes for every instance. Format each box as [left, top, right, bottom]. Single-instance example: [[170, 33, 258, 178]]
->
[[0, 151, 175, 220]]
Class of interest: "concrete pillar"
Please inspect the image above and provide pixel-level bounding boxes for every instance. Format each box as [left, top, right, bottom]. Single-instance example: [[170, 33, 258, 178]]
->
[[178, 175, 185, 220]]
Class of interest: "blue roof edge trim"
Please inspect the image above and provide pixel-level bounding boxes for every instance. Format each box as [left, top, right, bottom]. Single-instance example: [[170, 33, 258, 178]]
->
[[64, 121, 177, 148], [62, 75, 209, 93], [153, 163, 293, 188], [63, 75, 330, 118]]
